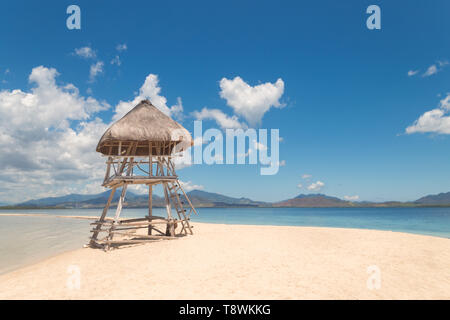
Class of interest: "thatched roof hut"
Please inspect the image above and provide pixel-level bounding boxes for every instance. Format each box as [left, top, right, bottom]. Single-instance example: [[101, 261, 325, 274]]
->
[[96, 100, 192, 156]]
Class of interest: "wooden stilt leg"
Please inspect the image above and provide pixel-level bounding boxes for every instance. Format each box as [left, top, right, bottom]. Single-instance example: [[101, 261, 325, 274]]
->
[[89, 187, 117, 246], [163, 182, 175, 236], [113, 184, 128, 223], [105, 183, 127, 250], [148, 184, 153, 235], [148, 148, 153, 235]]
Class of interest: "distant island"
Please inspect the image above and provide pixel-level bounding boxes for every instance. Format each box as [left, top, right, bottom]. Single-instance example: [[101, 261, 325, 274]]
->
[[2, 190, 450, 209]]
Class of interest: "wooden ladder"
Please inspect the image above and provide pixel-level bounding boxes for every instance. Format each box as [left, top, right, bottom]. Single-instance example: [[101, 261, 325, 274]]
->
[[166, 181, 195, 235]]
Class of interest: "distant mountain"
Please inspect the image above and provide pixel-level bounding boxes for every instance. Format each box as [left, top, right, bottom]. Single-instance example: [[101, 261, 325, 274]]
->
[[3, 189, 450, 209], [10, 189, 264, 209], [274, 193, 351, 207], [74, 191, 165, 208], [414, 192, 450, 205], [183, 190, 266, 207], [18, 193, 107, 207], [16, 190, 158, 208]]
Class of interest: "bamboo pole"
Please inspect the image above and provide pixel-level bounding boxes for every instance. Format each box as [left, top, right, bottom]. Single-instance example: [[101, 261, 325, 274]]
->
[[148, 185, 153, 235], [113, 184, 127, 223], [107, 144, 136, 249], [148, 141, 153, 235], [89, 187, 117, 245], [163, 182, 175, 236]]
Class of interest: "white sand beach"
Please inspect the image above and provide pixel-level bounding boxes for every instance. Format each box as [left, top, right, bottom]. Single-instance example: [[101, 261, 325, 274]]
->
[[0, 222, 449, 300]]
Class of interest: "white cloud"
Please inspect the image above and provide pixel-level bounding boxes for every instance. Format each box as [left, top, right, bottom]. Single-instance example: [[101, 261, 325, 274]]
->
[[422, 61, 448, 77], [254, 140, 267, 151], [74, 46, 96, 59], [0, 67, 191, 203], [116, 44, 127, 52], [344, 195, 359, 201], [297, 183, 302, 189], [113, 74, 184, 121], [408, 70, 419, 76], [307, 181, 324, 191], [193, 136, 207, 146], [110, 55, 121, 66], [179, 180, 204, 192], [192, 107, 244, 129], [219, 76, 285, 126], [0, 66, 109, 203], [440, 94, 450, 110], [89, 61, 104, 82], [406, 94, 450, 134], [423, 65, 438, 77], [302, 174, 312, 179], [170, 97, 184, 120], [278, 160, 286, 167], [406, 108, 450, 134], [129, 184, 151, 195]]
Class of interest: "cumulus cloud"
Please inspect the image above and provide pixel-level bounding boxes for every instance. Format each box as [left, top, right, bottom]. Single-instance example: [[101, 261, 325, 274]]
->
[[307, 181, 324, 191], [113, 74, 184, 121], [297, 183, 302, 189], [110, 55, 121, 66], [254, 141, 267, 151], [423, 65, 438, 77], [192, 107, 244, 129], [0, 66, 109, 202], [406, 94, 450, 134], [179, 180, 204, 192], [128, 184, 151, 195], [116, 44, 127, 52], [74, 46, 96, 59], [219, 76, 285, 126], [302, 174, 312, 179], [422, 61, 448, 77], [112, 44, 127, 66], [0, 67, 188, 203], [89, 61, 104, 82], [344, 195, 359, 201], [408, 70, 419, 76]]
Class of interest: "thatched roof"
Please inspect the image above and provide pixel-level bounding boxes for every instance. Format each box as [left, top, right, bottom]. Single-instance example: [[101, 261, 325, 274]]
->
[[96, 100, 192, 156]]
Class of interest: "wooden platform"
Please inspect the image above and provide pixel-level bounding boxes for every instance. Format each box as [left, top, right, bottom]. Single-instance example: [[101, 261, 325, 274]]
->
[[89, 216, 191, 249], [102, 175, 178, 187]]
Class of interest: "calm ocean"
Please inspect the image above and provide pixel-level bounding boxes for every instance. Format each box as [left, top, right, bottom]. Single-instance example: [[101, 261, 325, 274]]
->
[[1, 207, 449, 274]]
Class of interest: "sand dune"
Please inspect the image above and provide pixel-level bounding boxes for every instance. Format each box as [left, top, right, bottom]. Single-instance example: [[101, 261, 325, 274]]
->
[[0, 222, 449, 299]]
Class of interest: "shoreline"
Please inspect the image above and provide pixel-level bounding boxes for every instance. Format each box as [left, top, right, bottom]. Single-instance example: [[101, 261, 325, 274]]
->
[[1, 212, 449, 240], [0, 213, 98, 220], [3, 204, 450, 210], [0, 222, 449, 299]]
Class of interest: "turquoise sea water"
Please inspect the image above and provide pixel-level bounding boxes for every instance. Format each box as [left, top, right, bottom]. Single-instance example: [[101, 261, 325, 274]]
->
[[0, 207, 449, 275]]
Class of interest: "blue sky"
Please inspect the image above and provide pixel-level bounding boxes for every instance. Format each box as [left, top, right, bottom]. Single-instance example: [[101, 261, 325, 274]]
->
[[0, 0, 449, 203]]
